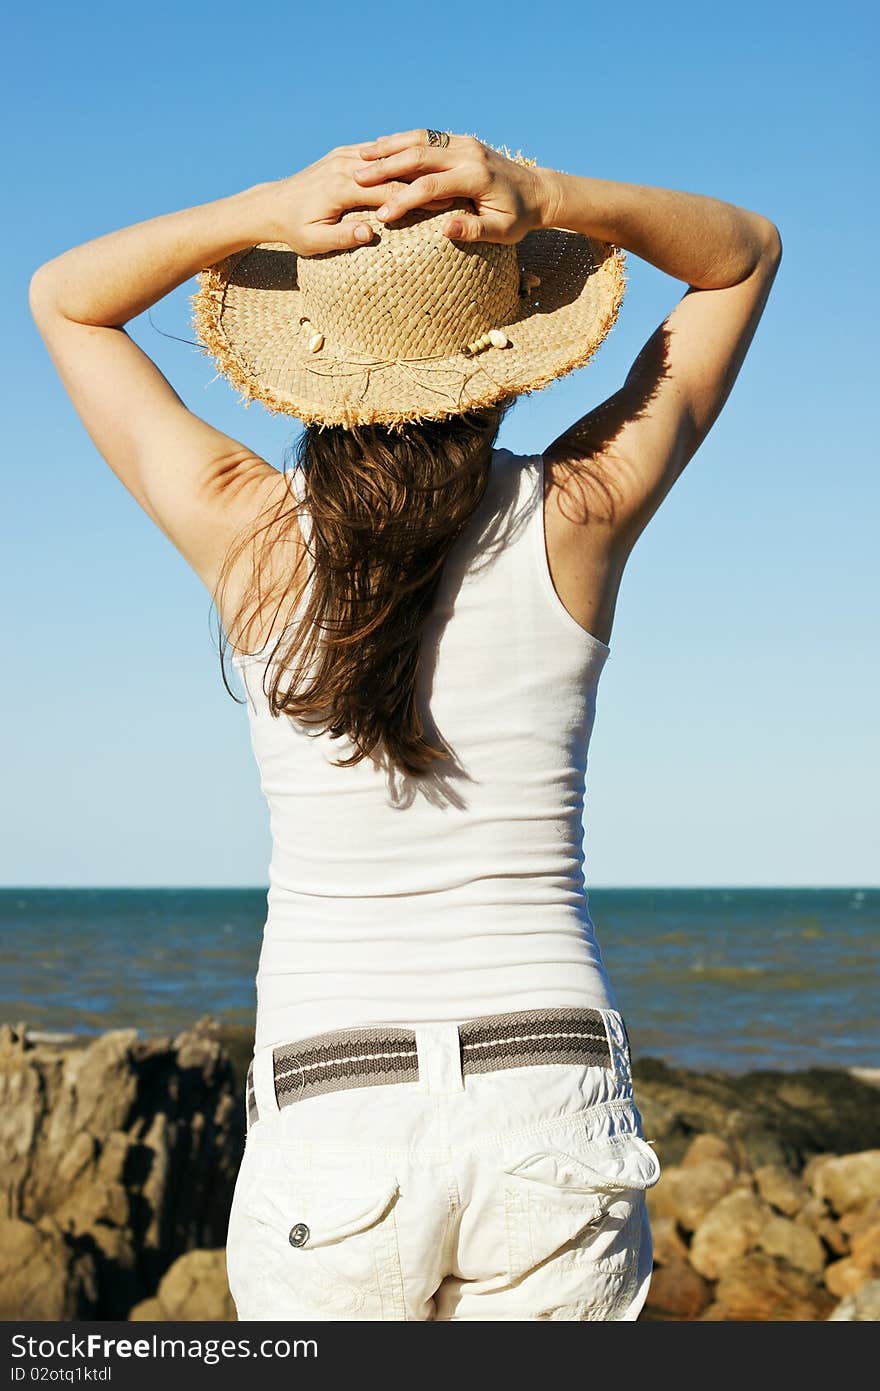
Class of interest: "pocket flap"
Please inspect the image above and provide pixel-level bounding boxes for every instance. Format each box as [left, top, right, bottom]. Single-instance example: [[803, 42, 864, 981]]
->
[[244, 1175, 400, 1248], [504, 1132, 660, 1199]]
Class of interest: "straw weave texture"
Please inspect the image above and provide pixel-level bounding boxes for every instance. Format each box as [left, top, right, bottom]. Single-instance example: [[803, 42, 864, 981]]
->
[[191, 161, 627, 428]]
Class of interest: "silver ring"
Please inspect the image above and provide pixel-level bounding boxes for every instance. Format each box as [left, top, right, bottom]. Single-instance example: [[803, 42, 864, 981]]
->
[[426, 129, 450, 148]]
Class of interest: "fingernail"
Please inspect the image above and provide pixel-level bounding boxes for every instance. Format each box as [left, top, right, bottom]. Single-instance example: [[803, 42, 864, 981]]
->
[[355, 224, 371, 243], [446, 220, 462, 238], [377, 204, 389, 219]]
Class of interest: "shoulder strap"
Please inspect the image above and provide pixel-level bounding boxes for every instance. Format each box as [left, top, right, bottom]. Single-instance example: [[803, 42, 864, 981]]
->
[[287, 465, 313, 549]]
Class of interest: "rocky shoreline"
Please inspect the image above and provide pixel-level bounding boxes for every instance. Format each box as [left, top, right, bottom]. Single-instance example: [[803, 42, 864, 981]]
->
[[1, 1020, 878, 1321]]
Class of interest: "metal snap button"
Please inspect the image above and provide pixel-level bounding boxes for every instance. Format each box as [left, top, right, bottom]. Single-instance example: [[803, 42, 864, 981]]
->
[[288, 1222, 310, 1248]]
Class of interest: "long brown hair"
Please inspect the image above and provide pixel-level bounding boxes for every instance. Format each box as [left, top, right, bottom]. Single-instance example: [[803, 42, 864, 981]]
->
[[217, 398, 515, 779]]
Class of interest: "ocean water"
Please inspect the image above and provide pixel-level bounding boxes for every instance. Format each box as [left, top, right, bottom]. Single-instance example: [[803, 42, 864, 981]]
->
[[0, 887, 875, 1072]]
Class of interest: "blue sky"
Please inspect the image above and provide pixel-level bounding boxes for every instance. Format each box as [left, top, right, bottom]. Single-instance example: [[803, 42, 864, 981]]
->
[[3, 0, 876, 887]]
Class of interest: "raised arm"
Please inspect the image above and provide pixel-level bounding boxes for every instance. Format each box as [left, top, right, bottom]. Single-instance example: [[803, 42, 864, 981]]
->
[[537, 172, 782, 548], [28, 147, 395, 602], [355, 132, 782, 549]]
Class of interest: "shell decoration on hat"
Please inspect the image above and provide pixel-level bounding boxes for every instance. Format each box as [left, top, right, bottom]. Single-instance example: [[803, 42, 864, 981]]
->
[[191, 144, 627, 430]]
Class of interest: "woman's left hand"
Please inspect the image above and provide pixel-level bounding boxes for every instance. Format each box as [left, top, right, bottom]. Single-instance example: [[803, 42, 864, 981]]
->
[[259, 143, 457, 257]]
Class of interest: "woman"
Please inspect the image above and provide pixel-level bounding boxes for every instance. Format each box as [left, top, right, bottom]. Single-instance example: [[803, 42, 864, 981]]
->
[[30, 128, 781, 1321]]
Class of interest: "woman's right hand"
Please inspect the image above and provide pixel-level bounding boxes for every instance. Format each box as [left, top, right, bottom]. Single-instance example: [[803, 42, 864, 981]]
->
[[353, 130, 560, 244]]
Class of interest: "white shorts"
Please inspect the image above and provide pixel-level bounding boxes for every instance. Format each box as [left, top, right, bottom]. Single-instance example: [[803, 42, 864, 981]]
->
[[226, 1007, 660, 1321]]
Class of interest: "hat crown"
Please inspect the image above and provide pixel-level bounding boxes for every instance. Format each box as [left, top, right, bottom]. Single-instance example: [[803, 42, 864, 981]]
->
[[192, 126, 627, 431], [296, 205, 522, 359]]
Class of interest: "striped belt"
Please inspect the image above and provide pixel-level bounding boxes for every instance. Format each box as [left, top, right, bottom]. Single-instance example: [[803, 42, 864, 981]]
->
[[245, 1006, 618, 1130]]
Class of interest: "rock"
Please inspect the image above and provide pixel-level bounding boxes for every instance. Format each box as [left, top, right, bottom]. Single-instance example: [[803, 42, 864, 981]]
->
[[803, 1153, 838, 1190], [0, 1018, 244, 1320], [633, 1094, 684, 1158], [129, 1250, 235, 1321], [814, 1151, 880, 1215], [129, 1296, 164, 1320], [732, 1172, 758, 1193], [689, 1190, 771, 1280], [850, 1221, 880, 1273], [0, 1030, 53, 1201], [646, 1178, 678, 1222], [681, 1133, 737, 1169], [816, 1220, 849, 1258], [758, 1215, 825, 1274], [754, 1164, 809, 1216], [0, 1218, 97, 1320], [726, 1125, 791, 1171], [632, 1060, 880, 1172], [140, 1110, 171, 1254], [646, 1159, 736, 1232], [795, 1196, 850, 1257], [645, 1260, 711, 1319], [55, 1179, 130, 1233], [65, 1031, 140, 1140], [828, 1278, 880, 1321], [711, 1252, 835, 1321], [88, 1224, 136, 1268], [681, 1160, 738, 1228], [839, 1198, 880, 1239], [650, 1216, 689, 1266], [95, 1130, 136, 1186], [796, 1193, 833, 1227], [56, 1131, 98, 1190], [824, 1256, 877, 1299]]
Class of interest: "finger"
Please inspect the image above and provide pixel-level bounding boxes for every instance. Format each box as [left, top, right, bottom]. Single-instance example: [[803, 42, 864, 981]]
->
[[300, 177, 412, 253], [444, 212, 508, 244], [375, 172, 473, 223], [357, 128, 433, 160], [332, 141, 384, 157], [333, 176, 412, 212], [305, 219, 376, 254], [353, 145, 454, 187]]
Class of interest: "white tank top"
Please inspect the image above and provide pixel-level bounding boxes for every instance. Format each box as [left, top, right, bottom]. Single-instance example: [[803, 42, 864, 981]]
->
[[233, 446, 617, 1051]]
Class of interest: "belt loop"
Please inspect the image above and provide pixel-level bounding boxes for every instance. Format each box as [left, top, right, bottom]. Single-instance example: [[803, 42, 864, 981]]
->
[[245, 1060, 259, 1131], [599, 1009, 633, 1091], [252, 1044, 280, 1119], [415, 1023, 465, 1095]]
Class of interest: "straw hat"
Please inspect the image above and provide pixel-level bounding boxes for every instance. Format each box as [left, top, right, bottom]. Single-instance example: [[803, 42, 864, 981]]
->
[[191, 148, 627, 430]]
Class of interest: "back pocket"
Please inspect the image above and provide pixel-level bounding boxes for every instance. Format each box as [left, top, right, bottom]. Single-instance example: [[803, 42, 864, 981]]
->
[[502, 1130, 661, 1283], [239, 1173, 406, 1320]]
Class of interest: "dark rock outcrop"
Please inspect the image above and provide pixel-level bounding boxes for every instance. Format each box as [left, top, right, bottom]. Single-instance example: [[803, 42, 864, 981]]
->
[[0, 1018, 243, 1319], [631, 1058, 880, 1170]]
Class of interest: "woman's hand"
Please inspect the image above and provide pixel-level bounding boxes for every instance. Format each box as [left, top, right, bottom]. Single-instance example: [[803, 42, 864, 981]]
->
[[259, 142, 459, 257], [353, 130, 560, 243]]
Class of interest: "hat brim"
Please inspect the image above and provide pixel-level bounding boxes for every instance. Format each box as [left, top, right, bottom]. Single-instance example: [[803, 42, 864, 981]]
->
[[191, 226, 626, 429]]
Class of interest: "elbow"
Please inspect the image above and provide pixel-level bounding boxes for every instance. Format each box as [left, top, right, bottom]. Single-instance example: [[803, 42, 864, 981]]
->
[[28, 262, 62, 324], [756, 217, 783, 266]]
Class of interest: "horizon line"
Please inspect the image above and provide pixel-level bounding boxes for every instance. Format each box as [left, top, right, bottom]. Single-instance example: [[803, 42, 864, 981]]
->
[[1, 883, 876, 893]]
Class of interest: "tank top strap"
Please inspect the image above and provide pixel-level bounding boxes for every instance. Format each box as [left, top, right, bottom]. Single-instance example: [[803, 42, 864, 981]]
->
[[287, 464, 313, 550]]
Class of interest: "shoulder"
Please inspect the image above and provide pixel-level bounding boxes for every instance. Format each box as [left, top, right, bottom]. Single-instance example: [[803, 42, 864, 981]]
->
[[217, 467, 309, 654]]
